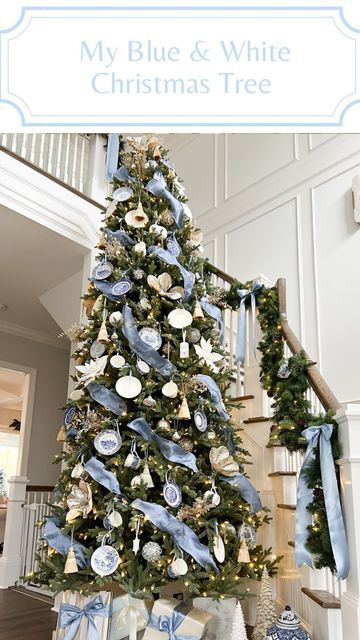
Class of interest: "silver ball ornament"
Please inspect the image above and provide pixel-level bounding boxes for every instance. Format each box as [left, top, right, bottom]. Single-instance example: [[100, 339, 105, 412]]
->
[[141, 541, 162, 563]]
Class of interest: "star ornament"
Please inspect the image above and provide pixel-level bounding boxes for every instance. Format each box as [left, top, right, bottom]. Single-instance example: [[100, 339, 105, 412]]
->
[[194, 338, 223, 372], [75, 355, 108, 385]]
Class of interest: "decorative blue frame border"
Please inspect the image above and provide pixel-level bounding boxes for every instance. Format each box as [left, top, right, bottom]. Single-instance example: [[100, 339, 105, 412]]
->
[[0, 5, 359, 128]]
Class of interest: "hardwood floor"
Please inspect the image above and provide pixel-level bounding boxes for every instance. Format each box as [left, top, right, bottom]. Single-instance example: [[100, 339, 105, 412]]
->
[[0, 588, 57, 640]]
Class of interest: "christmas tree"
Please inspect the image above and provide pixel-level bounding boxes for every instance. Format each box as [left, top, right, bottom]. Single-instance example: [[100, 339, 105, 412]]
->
[[252, 566, 276, 640], [230, 601, 248, 640], [34, 135, 279, 598]]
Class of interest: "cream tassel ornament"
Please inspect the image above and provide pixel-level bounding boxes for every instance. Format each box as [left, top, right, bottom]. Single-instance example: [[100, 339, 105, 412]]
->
[[57, 425, 67, 442], [97, 320, 109, 343], [178, 396, 191, 420], [193, 299, 204, 320], [238, 539, 250, 563], [64, 546, 79, 574]]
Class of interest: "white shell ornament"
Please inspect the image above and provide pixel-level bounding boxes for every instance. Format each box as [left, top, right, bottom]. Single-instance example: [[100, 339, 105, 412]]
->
[[91, 544, 120, 576], [110, 354, 126, 368], [71, 462, 84, 479], [112, 186, 133, 201], [125, 202, 149, 228], [209, 446, 239, 477], [194, 409, 207, 432], [139, 327, 162, 350], [162, 381, 178, 398], [213, 533, 225, 563], [94, 429, 122, 455], [116, 375, 142, 399], [168, 308, 193, 329]]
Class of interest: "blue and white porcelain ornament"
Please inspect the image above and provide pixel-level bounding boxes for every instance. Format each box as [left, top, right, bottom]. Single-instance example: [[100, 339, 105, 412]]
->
[[163, 471, 182, 508], [238, 522, 256, 549], [166, 233, 181, 257], [94, 424, 122, 456], [91, 535, 120, 576], [90, 340, 106, 359], [92, 261, 114, 280], [124, 439, 141, 469], [112, 186, 133, 201], [266, 605, 310, 640], [139, 326, 162, 350], [277, 361, 291, 379], [104, 509, 123, 530], [64, 406, 76, 426], [110, 278, 132, 297], [194, 408, 207, 432]]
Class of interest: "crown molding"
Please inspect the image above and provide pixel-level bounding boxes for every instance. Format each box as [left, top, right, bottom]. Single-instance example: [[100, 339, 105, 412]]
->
[[0, 319, 69, 351]]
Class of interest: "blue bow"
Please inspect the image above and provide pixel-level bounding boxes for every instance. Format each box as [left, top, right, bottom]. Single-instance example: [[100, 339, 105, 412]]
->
[[200, 296, 224, 344], [147, 246, 194, 301], [85, 456, 122, 495], [59, 595, 110, 640], [132, 499, 219, 573], [146, 177, 184, 228], [42, 519, 87, 567], [194, 374, 230, 421], [235, 280, 262, 365], [87, 382, 127, 415], [149, 608, 198, 640], [113, 165, 136, 183], [105, 134, 120, 182], [295, 424, 349, 580], [221, 473, 263, 514]]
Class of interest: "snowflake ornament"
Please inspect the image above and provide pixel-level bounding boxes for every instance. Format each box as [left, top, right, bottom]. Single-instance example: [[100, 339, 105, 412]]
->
[[194, 337, 223, 372], [75, 355, 108, 385]]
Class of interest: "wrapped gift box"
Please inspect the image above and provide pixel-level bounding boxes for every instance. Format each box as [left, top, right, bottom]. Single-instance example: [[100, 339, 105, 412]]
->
[[55, 590, 112, 640], [109, 593, 152, 640], [193, 596, 237, 640], [143, 597, 211, 640]]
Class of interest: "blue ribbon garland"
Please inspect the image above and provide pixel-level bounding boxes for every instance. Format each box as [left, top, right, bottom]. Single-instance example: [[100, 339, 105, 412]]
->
[[147, 246, 194, 301], [295, 424, 349, 580], [113, 165, 136, 183], [235, 280, 263, 365], [87, 382, 127, 416], [105, 228, 136, 247], [132, 499, 219, 573], [91, 278, 129, 302], [128, 418, 198, 473], [146, 177, 184, 228], [122, 305, 176, 376], [194, 374, 230, 421], [85, 456, 122, 495], [148, 603, 198, 640], [105, 134, 120, 182], [42, 518, 87, 567], [200, 296, 224, 344], [59, 595, 110, 640], [221, 473, 263, 514]]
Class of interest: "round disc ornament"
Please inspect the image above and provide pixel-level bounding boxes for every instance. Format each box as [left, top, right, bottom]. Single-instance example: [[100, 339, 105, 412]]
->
[[139, 327, 162, 350], [91, 544, 120, 576], [70, 389, 84, 401], [112, 186, 133, 201], [109, 511, 123, 527], [166, 235, 181, 257], [94, 429, 122, 455], [63, 406, 76, 426], [90, 340, 106, 358], [110, 279, 132, 297], [137, 359, 150, 374], [110, 354, 126, 368], [194, 409, 207, 432], [116, 375, 142, 399], [162, 381, 178, 398], [168, 309, 193, 329], [171, 557, 188, 576], [92, 262, 114, 280], [163, 477, 182, 508]]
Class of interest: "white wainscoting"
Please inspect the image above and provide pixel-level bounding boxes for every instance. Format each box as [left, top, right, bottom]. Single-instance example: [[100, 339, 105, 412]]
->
[[164, 133, 360, 403]]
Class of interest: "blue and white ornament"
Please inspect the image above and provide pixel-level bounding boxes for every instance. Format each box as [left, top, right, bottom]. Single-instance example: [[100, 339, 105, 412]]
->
[[91, 536, 120, 576], [163, 472, 182, 508]]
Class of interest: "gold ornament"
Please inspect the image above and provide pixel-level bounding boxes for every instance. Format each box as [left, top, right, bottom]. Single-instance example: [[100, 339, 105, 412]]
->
[[209, 446, 239, 476], [157, 418, 171, 430], [159, 209, 174, 226], [193, 299, 204, 320], [178, 396, 191, 420], [238, 540, 250, 563], [179, 436, 194, 452], [66, 480, 93, 522], [64, 546, 79, 574], [177, 497, 213, 523], [57, 425, 67, 442], [97, 320, 109, 343]]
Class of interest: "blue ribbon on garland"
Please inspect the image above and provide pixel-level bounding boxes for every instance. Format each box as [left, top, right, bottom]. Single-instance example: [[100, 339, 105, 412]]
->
[[221, 473, 263, 514], [105, 228, 136, 247], [194, 374, 230, 421], [235, 280, 263, 365], [295, 424, 349, 580], [148, 603, 198, 640], [42, 518, 87, 567], [146, 177, 184, 228], [147, 246, 194, 301], [87, 382, 127, 415], [113, 165, 136, 183], [132, 499, 219, 573], [128, 418, 198, 472], [200, 296, 224, 344], [91, 278, 129, 302], [105, 134, 120, 182], [122, 305, 176, 376], [85, 456, 122, 495], [59, 595, 110, 640]]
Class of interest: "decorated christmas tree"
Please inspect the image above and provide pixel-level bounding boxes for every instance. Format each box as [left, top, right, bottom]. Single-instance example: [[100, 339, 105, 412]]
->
[[34, 135, 279, 599], [252, 566, 276, 640]]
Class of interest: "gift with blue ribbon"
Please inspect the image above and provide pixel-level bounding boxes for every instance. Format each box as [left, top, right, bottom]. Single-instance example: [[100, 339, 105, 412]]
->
[[295, 423, 349, 580], [57, 592, 111, 640], [143, 598, 212, 640], [235, 280, 263, 365]]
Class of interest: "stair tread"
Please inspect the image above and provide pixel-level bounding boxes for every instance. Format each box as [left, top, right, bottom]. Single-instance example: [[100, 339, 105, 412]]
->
[[244, 416, 271, 424], [277, 503, 296, 510], [229, 395, 255, 402], [301, 587, 341, 609], [269, 471, 297, 477], [288, 541, 295, 548]]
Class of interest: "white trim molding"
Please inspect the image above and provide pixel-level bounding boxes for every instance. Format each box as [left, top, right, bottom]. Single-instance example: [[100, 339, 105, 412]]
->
[[0, 319, 69, 351]]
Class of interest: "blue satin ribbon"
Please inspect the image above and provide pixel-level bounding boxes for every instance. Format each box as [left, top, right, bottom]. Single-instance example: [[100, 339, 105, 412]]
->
[[105, 228, 136, 247], [221, 473, 263, 514], [295, 424, 349, 580], [132, 499, 219, 573], [194, 374, 230, 421], [122, 305, 176, 376], [42, 518, 87, 567], [87, 382, 127, 415], [128, 418, 198, 472], [59, 595, 110, 640], [146, 177, 184, 228], [147, 246, 194, 301], [235, 280, 263, 365], [200, 296, 224, 344], [91, 278, 130, 302], [105, 134, 120, 182], [148, 603, 198, 640], [113, 165, 136, 183], [85, 456, 121, 495]]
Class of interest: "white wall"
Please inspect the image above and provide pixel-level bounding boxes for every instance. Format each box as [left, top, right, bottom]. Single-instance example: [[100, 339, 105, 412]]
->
[[165, 133, 360, 404], [0, 331, 70, 485]]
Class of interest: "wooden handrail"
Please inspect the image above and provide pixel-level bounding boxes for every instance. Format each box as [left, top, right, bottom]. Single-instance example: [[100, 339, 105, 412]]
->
[[208, 264, 340, 413], [26, 485, 54, 493]]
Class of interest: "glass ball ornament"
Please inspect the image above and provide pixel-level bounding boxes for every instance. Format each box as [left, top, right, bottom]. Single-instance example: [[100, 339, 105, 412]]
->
[[133, 269, 145, 280], [141, 541, 162, 563], [178, 436, 194, 452], [238, 522, 256, 549], [157, 418, 171, 430], [223, 521, 237, 537], [186, 327, 201, 344]]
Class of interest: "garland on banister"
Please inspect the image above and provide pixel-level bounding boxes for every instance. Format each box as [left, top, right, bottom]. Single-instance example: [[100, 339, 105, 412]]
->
[[205, 271, 345, 576]]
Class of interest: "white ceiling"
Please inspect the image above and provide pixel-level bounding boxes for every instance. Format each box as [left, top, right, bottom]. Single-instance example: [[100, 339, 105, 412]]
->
[[0, 368, 24, 411], [0, 206, 88, 336]]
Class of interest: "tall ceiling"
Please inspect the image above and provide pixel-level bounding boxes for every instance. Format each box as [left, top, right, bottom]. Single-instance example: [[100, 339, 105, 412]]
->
[[0, 369, 24, 411], [0, 206, 88, 336]]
